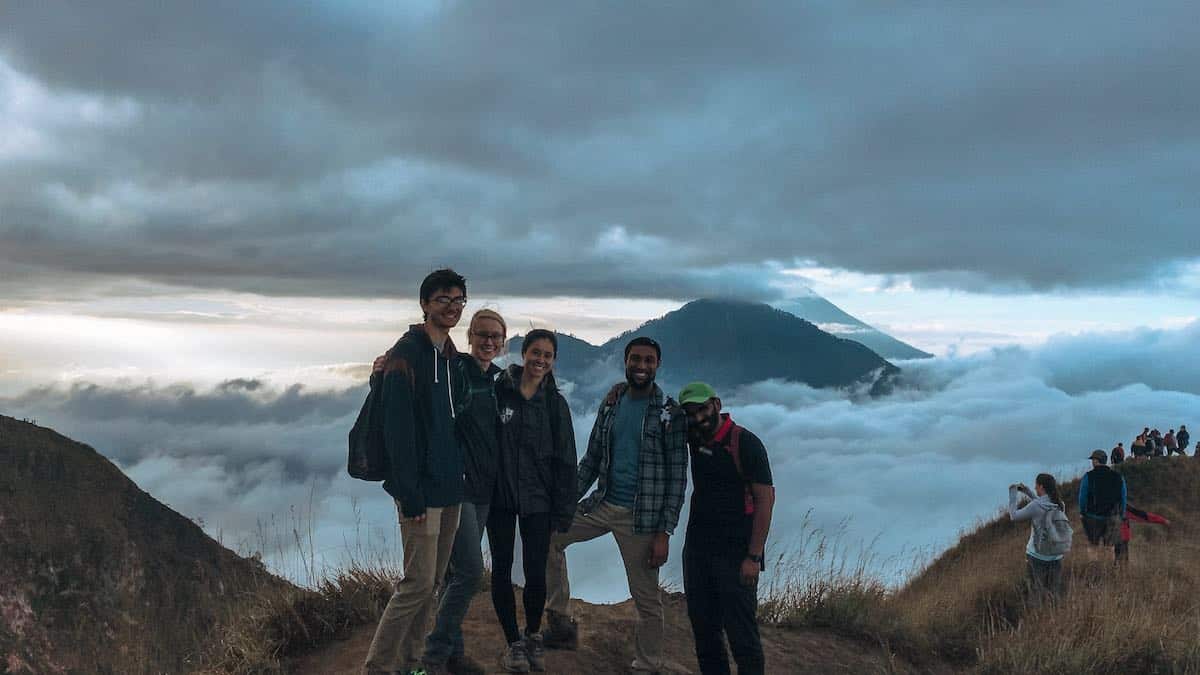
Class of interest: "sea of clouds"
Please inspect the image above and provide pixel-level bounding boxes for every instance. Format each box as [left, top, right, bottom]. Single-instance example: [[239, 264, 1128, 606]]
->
[[4, 320, 1198, 600]]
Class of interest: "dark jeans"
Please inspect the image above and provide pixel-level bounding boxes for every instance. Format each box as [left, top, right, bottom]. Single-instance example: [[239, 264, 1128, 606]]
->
[[424, 502, 489, 663], [1025, 555, 1062, 607], [486, 508, 552, 644], [683, 546, 764, 675]]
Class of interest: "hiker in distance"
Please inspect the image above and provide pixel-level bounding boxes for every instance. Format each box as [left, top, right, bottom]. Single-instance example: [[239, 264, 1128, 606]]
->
[[372, 307, 509, 675], [1177, 425, 1189, 456], [488, 330, 578, 673], [543, 337, 689, 675], [1007, 474, 1071, 605], [678, 382, 775, 675], [1164, 429, 1179, 456], [1078, 450, 1127, 562], [363, 269, 471, 675]]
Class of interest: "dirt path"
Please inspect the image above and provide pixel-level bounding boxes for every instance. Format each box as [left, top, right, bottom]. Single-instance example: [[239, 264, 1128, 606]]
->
[[291, 591, 925, 674]]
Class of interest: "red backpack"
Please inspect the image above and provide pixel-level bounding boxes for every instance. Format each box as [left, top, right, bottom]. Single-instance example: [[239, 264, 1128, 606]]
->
[[720, 422, 756, 516]]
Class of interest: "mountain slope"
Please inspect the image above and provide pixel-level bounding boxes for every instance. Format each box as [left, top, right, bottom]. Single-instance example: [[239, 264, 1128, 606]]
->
[[598, 298, 898, 395], [775, 295, 933, 360], [506, 300, 899, 403], [504, 331, 603, 369], [876, 458, 1200, 671], [0, 415, 283, 675]]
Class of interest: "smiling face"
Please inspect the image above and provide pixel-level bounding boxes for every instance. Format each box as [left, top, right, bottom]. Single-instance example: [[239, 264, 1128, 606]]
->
[[683, 397, 723, 445], [469, 316, 505, 366], [522, 337, 556, 381], [624, 344, 660, 391], [419, 285, 466, 332]]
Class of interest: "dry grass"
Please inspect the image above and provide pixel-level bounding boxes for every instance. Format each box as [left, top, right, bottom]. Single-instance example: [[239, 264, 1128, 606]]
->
[[194, 460, 1200, 673], [760, 458, 1200, 673], [196, 563, 397, 674]]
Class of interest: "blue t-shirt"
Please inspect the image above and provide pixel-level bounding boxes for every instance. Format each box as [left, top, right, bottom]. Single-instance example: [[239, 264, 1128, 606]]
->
[[605, 392, 648, 508]]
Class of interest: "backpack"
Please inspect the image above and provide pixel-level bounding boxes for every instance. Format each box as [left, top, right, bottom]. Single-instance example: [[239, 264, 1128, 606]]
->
[[1086, 468, 1124, 517], [1035, 505, 1073, 557], [724, 425, 756, 516], [347, 372, 388, 481]]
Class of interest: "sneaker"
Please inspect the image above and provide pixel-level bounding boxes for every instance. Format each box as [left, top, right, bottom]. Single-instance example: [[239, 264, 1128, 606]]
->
[[541, 610, 578, 650], [524, 631, 546, 672], [500, 640, 531, 673], [446, 654, 486, 675], [416, 660, 450, 675]]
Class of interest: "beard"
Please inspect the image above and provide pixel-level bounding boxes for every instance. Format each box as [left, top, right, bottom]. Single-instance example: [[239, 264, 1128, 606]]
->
[[625, 367, 655, 391], [688, 414, 718, 445]]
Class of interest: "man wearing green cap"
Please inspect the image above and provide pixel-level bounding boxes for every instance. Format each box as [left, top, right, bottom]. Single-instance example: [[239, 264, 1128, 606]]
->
[[678, 382, 774, 675]]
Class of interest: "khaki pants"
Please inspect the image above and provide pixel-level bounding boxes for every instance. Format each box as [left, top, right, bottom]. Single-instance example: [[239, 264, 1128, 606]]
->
[[364, 502, 461, 672], [546, 501, 664, 671]]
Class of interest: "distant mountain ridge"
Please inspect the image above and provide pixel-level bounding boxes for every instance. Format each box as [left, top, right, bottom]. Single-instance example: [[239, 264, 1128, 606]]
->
[[774, 295, 932, 360], [508, 298, 899, 401]]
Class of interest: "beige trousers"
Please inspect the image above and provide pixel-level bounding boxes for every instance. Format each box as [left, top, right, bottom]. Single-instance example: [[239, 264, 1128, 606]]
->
[[546, 501, 664, 671], [363, 502, 461, 672]]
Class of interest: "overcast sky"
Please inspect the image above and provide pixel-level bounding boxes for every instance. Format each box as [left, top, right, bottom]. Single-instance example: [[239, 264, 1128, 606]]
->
[[2, 2, 1199, 595]]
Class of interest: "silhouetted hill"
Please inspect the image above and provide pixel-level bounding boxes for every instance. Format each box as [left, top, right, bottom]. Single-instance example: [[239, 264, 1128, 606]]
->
[[505, 331, 602, 369], [507, 299, 899, 403], [598, 299, 899, 398], [0, 415, 284, 674], [774, 294, 933, 360]]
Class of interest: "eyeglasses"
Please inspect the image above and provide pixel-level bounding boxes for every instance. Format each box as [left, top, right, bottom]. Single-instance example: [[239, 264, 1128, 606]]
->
[[430, 295, 468, 308], [472, 331, 505, 344]]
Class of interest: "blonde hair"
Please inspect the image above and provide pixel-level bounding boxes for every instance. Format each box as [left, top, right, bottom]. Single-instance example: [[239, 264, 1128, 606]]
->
[[468, 308, 507, 343]]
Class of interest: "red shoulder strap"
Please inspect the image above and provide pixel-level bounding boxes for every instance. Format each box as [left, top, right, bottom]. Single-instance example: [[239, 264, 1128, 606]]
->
[[728, 425, 744, 478], [725, 425, 755, 515]]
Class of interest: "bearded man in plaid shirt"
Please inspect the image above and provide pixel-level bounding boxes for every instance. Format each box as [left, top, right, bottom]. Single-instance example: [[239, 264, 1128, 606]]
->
[[542, 336, 688, 675]]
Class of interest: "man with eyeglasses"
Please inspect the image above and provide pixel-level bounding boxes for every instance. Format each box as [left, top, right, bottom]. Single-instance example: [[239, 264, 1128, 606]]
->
[[364, 269, 471, 675], [543, 337, 688, 675]]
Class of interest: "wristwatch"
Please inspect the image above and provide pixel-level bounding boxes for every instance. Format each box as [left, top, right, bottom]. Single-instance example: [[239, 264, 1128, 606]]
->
[[747, 553, 764, 570]]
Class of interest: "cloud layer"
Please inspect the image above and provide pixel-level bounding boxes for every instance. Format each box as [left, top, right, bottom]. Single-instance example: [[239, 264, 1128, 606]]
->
[[4, 320, 1198, 598], [2, 2, 1199, 305]]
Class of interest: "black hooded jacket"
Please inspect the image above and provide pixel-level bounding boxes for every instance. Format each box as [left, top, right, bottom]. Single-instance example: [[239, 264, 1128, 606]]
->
[[379, 324, 469, 517], [492, 365, 578, 529], [458, 355, 502, 504]]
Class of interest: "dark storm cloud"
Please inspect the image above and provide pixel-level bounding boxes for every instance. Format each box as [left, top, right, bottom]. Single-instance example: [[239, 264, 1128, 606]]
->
[[1, 2, 1198, 300]]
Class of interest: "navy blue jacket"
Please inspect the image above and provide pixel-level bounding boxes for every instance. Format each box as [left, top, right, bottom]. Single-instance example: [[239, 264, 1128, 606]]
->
[[380, 324, 468, 517]]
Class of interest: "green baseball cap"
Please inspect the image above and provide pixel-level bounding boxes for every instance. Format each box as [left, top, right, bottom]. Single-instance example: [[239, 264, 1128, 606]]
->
[[678, 382, 718, 406]]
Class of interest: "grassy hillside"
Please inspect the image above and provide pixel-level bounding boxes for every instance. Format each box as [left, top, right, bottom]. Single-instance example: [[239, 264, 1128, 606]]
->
[[0, 415, 286, 674], [768, 457, 1200, 674]]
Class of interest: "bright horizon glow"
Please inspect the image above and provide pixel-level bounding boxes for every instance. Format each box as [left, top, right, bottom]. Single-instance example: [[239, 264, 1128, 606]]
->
[[2, 269, 1196, 396]]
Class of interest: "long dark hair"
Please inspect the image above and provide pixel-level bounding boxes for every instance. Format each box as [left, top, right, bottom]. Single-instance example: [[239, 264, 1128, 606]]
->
[[1036, 473, 1064, 510]]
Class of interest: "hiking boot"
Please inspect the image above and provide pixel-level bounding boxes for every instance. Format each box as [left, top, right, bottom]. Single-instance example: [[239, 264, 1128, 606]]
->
[[524, 631, 546, 672], [541, 610, 578, 650], [499, 640, 531, 673], [445, 654, 486, 675]]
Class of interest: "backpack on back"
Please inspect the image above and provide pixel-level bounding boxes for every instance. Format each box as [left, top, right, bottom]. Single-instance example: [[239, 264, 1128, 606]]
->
[[725, 425, 756, 516], [1036, 505, 1074, 557], [1086, 469, 1124, 517], [348, 372, 388, 481]]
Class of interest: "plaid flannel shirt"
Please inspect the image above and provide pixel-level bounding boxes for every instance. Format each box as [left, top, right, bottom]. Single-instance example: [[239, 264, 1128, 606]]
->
[[576, 383, 689, 535]]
